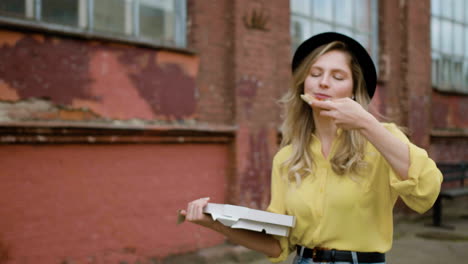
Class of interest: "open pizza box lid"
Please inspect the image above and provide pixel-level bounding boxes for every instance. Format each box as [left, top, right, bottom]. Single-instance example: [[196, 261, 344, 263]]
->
[[203, 203, 295, 237]]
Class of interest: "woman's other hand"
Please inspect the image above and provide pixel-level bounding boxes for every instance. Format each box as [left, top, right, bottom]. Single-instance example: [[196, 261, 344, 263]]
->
[[179, 197, 216, 228]]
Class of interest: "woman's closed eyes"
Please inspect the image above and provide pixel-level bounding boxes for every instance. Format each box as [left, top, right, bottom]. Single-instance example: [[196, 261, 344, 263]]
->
[[310, 70, 347, 81]]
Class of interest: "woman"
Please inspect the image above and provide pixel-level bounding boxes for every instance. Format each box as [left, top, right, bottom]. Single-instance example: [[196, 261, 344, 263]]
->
[[180, 32, 442, 264]]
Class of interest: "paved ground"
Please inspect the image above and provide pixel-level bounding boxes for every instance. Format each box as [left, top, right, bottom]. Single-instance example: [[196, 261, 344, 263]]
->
[[167, 197, 468, 264]]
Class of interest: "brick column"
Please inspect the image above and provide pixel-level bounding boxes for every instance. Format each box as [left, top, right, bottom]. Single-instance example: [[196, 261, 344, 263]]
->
[[378, 0, 406, 125], [379, 0, 432, 149], [405, 0, 432, 148], [230, 0, 290, 209]]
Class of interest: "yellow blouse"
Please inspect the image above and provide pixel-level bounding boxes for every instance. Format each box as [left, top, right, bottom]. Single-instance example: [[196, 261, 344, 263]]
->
[[267, 123, 442, 263]]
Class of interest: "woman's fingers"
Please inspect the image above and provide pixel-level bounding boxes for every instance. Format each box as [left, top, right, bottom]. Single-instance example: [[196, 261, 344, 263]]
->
[[319, 109, 336, 118], [195, 202, 203, 220], [179, 197, 215, 228], [186, 197, 210, 221], [186, 203, 192, 221], [197, 197, 210, 219]]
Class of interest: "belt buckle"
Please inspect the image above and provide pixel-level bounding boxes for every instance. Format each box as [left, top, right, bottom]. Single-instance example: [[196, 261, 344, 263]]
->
[[312, 248, 318, 262]]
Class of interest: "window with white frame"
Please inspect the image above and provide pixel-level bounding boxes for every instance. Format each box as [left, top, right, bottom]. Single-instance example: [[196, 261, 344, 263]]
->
[[431, 0, 468, 94], [290, 0, 378, 65], [0, 0, 187, 48]]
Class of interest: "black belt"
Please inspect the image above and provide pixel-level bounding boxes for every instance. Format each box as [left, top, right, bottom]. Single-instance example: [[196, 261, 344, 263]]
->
[[296, 246, 385, 263]]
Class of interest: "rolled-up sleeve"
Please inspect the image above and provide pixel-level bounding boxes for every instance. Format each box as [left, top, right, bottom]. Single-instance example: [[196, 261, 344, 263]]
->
[[385, 124, 443, 213], [266, 153, 293, 263]]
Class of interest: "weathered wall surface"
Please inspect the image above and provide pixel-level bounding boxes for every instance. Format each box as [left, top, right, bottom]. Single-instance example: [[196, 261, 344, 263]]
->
[[229, 0, 290, 209], [0, 29, 199, 122], [431, 91, 468, 129], [0, 144, 228, 263]]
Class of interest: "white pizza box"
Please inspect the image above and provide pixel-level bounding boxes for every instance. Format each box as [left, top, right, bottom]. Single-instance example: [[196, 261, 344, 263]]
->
[[203, 203, 295, 237]]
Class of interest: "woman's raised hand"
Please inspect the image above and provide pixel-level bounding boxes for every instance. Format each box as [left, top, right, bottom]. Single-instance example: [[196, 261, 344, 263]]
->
[[308, 97, 375, 130], [179, 197, 216, 228]]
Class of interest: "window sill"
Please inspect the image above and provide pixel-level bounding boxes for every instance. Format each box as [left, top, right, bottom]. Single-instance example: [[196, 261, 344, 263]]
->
[[0, 121, 236, 144], [431, 128, 468, 138], [433, 86, 468, 96]]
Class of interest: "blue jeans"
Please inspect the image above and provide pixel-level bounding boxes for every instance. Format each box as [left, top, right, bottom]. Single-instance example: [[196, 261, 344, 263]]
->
[[292, 254, 386, 264]]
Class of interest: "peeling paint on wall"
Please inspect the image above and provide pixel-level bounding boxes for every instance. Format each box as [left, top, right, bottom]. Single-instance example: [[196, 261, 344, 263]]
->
[[0, 99, 99, 122], [74, 49, 157, 120], [0, 80, 20, 101], [240, 128, 272, 209], [237, 76, 261, 120], [432, 91, 468, 129], [119, 49, 197, 120], [0, 34, 93, 105], [0, 30, 199, 122]]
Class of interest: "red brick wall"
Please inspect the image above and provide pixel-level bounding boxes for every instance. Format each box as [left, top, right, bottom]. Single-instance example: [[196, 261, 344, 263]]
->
[[378, 0, 406, 125], [0, 144, 228, 263], [405, 0, 432, 149], [188, 0, 235, 124], [188, 0, 291, 210], [432, 91, 468, 129], [229, 0, 290, 209]]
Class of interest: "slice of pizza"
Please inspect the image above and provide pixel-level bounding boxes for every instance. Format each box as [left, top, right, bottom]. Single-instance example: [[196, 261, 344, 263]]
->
[[300, 94, 313, 104]]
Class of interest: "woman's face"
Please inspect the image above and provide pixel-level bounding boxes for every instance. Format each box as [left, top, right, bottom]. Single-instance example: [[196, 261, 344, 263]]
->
[[303, 50, 353, 101]]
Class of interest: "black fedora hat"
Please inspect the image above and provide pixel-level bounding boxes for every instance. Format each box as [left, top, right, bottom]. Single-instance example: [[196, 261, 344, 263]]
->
[[292, 32, 377, 99]]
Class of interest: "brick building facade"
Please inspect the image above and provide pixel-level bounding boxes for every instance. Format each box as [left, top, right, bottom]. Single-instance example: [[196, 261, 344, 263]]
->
[[0, 0, 466, 263]]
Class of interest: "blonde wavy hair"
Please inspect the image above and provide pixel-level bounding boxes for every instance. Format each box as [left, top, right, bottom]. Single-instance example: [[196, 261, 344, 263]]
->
[[280, 41, 371, 183]]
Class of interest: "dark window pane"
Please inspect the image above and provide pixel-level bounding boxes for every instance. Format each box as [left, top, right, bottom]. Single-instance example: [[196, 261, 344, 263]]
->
[[42, 0, 78, 27], [453, 60, 463, 91], [139, 1, 173, 42], [432, 53, 440, 86], [464, 61, 468, 90], [0, 0, 26, 18], [94, 0, 126, 34], [140, 7, 165, 40]]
